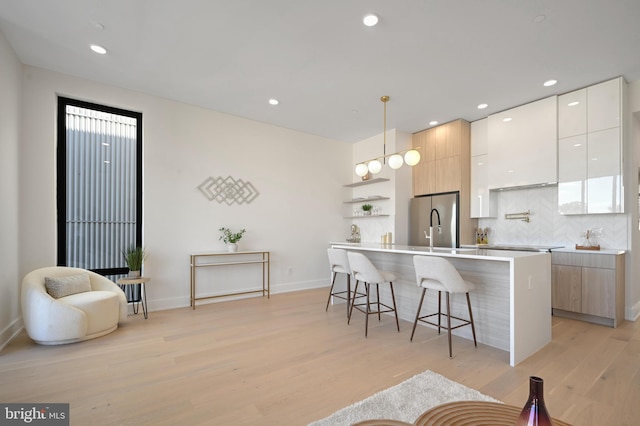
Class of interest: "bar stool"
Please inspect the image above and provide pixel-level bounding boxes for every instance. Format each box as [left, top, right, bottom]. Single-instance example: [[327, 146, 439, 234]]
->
[[326, 248, 362, 317], [410, 255, 477, 358], [347, 252, 400, 337]]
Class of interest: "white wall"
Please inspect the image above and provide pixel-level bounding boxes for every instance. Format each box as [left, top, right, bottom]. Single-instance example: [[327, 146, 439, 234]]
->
[[18, 66, 352, 312], [0, 31, 22, 349]]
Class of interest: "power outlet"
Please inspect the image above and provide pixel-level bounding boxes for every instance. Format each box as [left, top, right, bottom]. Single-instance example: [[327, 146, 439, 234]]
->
[[287, 266, 294, 275], [528, 275, 533, 290]]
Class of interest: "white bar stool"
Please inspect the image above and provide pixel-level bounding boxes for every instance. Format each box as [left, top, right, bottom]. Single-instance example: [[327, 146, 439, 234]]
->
[[347, 252, 400, 337], [411, 255, 477, 358], [326, 248, 363, 317]]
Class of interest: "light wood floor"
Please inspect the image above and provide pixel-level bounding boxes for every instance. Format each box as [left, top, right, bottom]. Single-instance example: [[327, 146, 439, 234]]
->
[[2, 287, 639, 425]]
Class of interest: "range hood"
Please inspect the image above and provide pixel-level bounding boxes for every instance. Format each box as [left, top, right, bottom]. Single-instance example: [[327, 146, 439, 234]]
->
[[490, 182, 558, 192]]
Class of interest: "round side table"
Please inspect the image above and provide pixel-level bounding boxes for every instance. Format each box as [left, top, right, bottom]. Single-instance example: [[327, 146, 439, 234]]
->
[[116, 277, 150, 319], [414, 401, 571, 426]]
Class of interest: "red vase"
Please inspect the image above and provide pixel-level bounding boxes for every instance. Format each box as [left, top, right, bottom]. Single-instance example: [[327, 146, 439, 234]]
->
[[516, 376, 553, 425]]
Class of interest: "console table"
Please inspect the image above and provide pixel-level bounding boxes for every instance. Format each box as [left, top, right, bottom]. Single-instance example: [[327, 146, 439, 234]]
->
[[190, 250, 270, 309]]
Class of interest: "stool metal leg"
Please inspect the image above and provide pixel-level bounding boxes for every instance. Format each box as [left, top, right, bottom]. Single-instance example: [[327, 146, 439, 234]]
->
[[467, 293, 477, 346], [389, 282, 400, 332], [346, 274, 351, 317], [325, 272, 337, 311], [365, 282, 370, 338], [410, 288, 427, 341], [348, 280, 359, 324], [376, 284, 381, 321], [446, 292, 453, 358], [437, 291, 442, 334]]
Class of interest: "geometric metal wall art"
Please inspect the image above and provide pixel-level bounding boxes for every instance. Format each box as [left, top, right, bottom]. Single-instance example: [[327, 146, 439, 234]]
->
[[197, 175, 259, 205]]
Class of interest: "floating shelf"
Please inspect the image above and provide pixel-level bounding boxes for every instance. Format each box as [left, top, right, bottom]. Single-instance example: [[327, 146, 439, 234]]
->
[[343, 178, 389, 188], [343, 196, 390, 204]]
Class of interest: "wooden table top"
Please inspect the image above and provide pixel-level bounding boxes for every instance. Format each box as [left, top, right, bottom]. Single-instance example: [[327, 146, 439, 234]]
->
[[352, 401, 571, 426], [414, 401, 571, 426]]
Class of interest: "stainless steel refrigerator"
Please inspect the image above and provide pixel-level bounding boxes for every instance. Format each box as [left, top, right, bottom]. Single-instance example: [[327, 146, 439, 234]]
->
[[409, 192, 459, 247]]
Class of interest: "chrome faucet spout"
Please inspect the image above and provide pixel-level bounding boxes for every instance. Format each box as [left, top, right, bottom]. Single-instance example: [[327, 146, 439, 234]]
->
[[430, 208, 441, 227], [425, 208, 442, 249]]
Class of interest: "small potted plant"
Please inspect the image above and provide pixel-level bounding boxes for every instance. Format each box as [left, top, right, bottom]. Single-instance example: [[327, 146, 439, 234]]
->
[[122, 244, 146, 277], [219, 227, 246, 252], [362, 204, 373, 216]]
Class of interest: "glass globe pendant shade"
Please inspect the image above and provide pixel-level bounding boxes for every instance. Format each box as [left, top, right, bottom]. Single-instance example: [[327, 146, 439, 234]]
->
[[355, 163, 369, 177], [368, 159, 382, 174], [388, 154, 404, 169], [404, 149, 421, 166]]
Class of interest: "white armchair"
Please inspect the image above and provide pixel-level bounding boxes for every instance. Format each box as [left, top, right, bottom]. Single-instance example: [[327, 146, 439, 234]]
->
[[21, 266, 128, 345]]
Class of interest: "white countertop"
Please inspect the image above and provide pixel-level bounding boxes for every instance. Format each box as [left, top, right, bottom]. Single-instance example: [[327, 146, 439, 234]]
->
[[330, 242, 549, 261]]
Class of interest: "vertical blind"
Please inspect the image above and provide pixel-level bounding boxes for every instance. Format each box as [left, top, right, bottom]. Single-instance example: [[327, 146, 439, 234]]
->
[[65, 105, 138, 270]]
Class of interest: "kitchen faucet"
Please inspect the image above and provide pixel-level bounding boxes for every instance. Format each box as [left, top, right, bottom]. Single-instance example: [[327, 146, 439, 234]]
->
[[424, 208, 442, 248]]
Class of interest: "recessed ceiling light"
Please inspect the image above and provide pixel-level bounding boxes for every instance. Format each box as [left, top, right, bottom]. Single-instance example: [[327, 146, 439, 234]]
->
[[573, 143, 582, 147], [568, 101, 580, 107], [503, 117, 512, 122], [268, 98, 279, 105], [92, 21, 105, 30], [90, 44, 107, 54], [533, 15, 546, 23], [543, 79, 557, 87], [477, 103, 488, 109], [363, 13, 379, 27], [429, 120, 438, 126]]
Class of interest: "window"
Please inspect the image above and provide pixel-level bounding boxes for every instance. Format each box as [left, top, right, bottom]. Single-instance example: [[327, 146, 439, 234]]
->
[[57, 97, 142, 277]]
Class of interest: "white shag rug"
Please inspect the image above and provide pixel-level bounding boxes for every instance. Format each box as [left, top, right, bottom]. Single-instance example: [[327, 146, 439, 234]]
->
[[308, 370, 500, 426]]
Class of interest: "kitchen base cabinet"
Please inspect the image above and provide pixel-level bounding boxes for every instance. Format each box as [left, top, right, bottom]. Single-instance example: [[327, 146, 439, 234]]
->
[[551, 251, 625, 327]]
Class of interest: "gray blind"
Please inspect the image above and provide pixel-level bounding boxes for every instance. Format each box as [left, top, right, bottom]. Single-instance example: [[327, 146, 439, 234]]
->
[[65, 105, 137, 270]]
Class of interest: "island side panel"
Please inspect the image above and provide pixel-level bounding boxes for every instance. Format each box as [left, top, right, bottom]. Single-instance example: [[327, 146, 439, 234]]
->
[[344, 249, 511, 354], [511, 253, 552, 365]]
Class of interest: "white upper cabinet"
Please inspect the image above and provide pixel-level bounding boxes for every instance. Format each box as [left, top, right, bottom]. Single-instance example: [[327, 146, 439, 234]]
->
[[587, 78, 621, 133], [470, 119, 495, 218], [558, 88, 587, 139], [488, 96, 558, 189], [558, 77, 624, 215], [557, 134, 587, 214], [471, 117, 488, 156]]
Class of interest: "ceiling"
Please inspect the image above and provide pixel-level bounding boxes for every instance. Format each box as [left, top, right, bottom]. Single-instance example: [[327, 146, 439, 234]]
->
[[1, 0, 640, 143]]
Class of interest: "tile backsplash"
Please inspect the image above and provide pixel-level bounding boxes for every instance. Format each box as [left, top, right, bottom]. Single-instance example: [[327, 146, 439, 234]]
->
[[478, 186, 629, 250]]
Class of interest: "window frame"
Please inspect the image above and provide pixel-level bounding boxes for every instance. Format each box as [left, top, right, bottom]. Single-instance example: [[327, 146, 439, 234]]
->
[[56, 96, 143, 276]]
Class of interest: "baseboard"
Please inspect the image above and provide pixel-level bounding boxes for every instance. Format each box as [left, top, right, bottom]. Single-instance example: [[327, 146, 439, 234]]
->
[[136, 279, 329, 313], [626, 300, 640, 322], [0, 316, 24, 352]]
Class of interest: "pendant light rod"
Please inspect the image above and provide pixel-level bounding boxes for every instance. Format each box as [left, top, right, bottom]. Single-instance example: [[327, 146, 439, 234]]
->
[[381, 95, 389, 164]]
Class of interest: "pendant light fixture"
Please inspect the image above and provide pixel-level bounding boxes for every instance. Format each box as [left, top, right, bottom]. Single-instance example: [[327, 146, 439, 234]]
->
[[354, 96, 421, 177]]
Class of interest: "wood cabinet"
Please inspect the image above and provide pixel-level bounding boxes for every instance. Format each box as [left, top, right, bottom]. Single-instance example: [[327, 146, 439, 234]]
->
[[412, 119, 469, 196], [557, 77, 624, 215], [412, 119, 476, 245], [487, 96, 557, 189], [551, 251, 625, 327]]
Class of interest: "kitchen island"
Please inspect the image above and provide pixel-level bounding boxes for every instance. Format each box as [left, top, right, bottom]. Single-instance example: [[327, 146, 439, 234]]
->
[[330, 243, 552, 366]]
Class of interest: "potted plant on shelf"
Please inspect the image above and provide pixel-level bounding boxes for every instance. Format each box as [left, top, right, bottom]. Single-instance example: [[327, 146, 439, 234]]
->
[[362, 204, 373, 216], [122, 244, 146, 277], [219, 227, 246, 252]]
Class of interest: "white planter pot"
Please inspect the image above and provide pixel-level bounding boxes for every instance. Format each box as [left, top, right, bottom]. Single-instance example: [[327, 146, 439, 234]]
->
[[227, 243, 238, 252], [128, 270, 141, 278]]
